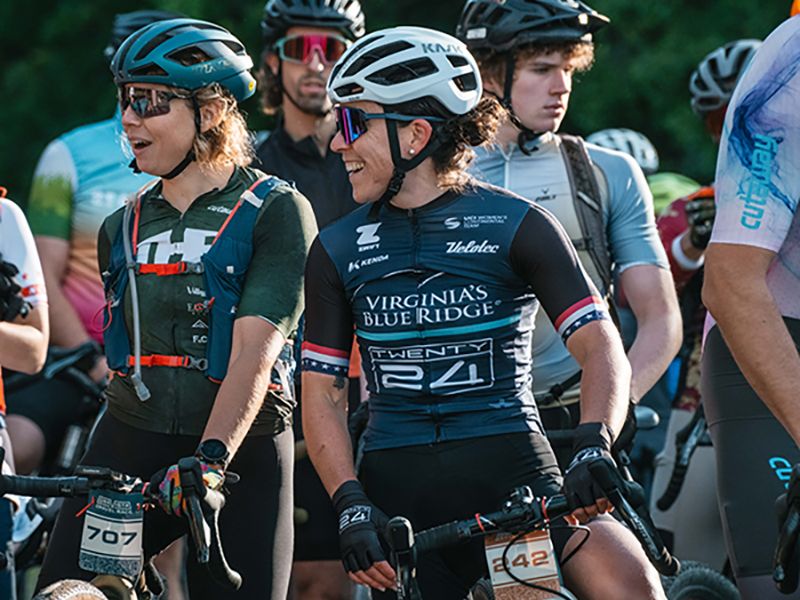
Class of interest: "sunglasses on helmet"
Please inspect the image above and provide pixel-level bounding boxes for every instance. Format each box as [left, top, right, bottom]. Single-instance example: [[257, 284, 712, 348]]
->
[[118, 86, 192, 119], [275, 34, 349, 66], [334, 106, 445, 146]]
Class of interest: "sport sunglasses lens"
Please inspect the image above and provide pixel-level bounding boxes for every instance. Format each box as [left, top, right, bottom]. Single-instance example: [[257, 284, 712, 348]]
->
[[279, 35, 348, 64], [119, 88, 173, 118], [335, 107, 368, 145]]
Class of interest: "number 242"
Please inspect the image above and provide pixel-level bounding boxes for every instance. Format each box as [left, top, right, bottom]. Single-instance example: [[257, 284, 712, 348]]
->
[[492, 551, 549, 572]]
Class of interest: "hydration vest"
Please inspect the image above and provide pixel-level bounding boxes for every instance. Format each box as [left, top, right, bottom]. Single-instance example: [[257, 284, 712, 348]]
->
[[102, 177, 283, 385]]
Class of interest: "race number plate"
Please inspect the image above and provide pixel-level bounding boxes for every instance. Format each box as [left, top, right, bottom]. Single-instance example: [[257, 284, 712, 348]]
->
[[78, 489, 144, 578], [484, 530, 562, 599]]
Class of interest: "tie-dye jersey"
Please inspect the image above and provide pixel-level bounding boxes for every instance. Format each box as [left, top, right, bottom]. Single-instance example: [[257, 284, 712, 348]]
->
[[709, 18, 800, 324], [25, 111, 154, 342]]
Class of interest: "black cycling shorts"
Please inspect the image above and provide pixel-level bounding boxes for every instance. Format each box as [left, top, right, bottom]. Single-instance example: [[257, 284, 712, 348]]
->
[[702, 321, 800, 581], [5, 372, 90, 463], [361, 431, 572, 600], [35, 413, 294, 600]]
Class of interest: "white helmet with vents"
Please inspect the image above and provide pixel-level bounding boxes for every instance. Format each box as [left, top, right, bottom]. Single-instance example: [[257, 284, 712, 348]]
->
[[327, 26, 482, 115], [586, 128, 660, 175], [689, 39, 761, 117]]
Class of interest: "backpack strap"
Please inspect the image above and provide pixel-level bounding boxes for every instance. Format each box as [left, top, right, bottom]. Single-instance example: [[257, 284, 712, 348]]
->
[[559, 134, 612, 293]]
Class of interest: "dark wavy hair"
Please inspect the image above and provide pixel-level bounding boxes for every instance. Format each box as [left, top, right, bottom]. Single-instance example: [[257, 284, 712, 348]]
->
[[384, 96, 505, 190], [257, 48, 284, 116]]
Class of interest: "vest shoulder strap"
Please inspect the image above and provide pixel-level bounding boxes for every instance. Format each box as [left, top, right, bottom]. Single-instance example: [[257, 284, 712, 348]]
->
[[559, 134, 612, 292]]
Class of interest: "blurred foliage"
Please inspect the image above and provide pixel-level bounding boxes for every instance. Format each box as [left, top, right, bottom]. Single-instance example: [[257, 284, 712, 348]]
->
[[0, 0, 790, 205]]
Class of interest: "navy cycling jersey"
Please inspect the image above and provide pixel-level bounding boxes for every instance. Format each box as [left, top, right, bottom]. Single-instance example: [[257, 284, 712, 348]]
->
[[302, 183, 609, 451]]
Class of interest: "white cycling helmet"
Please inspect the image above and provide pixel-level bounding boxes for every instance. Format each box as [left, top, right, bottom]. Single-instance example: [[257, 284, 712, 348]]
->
[[586, 128, 660, 175], [689, 39, 761, 117], [327, 26, 482, 115]]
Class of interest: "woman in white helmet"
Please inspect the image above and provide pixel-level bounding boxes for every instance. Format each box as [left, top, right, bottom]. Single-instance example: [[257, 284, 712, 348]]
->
[[301, 26, 664, 599]]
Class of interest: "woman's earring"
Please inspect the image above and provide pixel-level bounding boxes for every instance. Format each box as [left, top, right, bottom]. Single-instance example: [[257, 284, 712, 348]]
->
[[408, 148, 416, 155]]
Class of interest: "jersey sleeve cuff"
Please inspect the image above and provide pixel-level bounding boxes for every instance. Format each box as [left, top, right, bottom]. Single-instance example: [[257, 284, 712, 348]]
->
[[553, 296, 610, 343], [301, 341, 351, 377]]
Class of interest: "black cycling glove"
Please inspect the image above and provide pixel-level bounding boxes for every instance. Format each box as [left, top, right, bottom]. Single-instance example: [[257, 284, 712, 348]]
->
[[0, 255, 29, 322], [332, 480, 389, 574], [685, 195, 716, 249], [564, 422, 615, 510]]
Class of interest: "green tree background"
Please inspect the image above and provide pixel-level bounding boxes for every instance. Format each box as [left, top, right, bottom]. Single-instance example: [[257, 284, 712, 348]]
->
[[0, 1, 790, 206]]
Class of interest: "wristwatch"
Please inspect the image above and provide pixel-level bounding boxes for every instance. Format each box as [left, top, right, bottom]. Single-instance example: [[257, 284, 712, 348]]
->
[[196, 439, 230, 468]]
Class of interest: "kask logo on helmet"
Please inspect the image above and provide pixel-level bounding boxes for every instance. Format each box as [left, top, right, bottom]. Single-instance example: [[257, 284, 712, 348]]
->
[[421, 43, 462, 54]]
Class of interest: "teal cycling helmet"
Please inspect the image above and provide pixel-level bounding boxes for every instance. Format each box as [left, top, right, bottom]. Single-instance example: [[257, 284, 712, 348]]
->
[[111, 18, 256, 102]]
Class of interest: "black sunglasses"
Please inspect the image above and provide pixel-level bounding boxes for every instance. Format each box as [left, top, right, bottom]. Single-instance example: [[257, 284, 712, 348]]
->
[[118, 86, 192, 119]]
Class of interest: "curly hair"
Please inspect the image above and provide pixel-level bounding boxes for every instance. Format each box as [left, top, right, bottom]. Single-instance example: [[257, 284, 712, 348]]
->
[[257, 48, 284, 116], [192, 84, 254, 170], [473, 40, 595, 90], [385, 96, 505, 190]]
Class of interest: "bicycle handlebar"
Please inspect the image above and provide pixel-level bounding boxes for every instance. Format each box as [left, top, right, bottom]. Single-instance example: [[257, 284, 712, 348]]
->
[[0, 455, 241, 590], [587, 461, 679, 576], [403, 460, 679, 580]]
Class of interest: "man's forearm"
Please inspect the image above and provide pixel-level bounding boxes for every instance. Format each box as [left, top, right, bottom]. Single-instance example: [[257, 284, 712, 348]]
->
[[627, 313, 681, 403], [302, 372, 358, 497], [622, 266, 682, 403], [712, 290, 800, 445]]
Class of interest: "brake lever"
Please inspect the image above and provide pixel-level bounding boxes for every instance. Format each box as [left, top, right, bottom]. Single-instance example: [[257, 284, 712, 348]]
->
[[588, 459, 679, 576]]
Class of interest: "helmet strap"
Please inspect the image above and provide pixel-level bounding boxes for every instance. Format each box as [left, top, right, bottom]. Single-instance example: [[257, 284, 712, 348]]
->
[[277, 59, 330, 117], [500, 53, 544, 155], [368, 119, 445, 220]]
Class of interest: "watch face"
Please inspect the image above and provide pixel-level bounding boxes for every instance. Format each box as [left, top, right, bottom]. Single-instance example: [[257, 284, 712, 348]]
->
[[199, 439, 229, 463]]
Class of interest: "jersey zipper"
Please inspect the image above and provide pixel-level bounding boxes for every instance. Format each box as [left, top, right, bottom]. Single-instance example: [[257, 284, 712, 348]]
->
[[408, 208, 441, 441]]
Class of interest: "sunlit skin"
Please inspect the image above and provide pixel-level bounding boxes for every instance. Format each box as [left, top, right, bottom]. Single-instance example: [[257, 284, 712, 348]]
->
[[329, 100, 441, 208], [120, 82, 230, 212], [267, 25, 338, 115], [484, 51, 578, 146], [265, 25, 341, 154], [120, 83, 197, 177]]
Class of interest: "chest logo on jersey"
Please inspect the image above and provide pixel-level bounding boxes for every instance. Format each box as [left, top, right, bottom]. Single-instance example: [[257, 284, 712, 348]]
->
[[445, 239, 500, 254], [368, 338, 495, 395], [348, 254, 389, 273], [443, 215, 508, 230], [355, 223, 382, 252], [137, 228, 216, 263], [535, 188, 557, 202], [207, 205, 232, 215], [361, 284, 496, 328]]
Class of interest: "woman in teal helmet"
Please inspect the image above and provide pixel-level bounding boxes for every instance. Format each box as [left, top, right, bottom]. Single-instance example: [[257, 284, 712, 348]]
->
[[36, 19, 317, 599]]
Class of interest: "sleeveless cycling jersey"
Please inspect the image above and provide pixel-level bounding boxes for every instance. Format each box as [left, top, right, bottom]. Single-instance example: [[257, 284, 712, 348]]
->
[[707, 17, 800, 330], [302, 183, 609, 451], [0, 198, 47, 413], [96, 167, 316, 436], [26, 110, 155, 342], [471, 133, 667, 396]]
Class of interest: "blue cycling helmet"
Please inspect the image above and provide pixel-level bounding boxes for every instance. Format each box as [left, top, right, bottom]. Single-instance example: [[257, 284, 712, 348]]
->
[[111, 18, 256, 102]]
